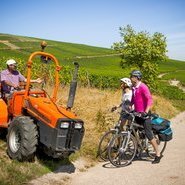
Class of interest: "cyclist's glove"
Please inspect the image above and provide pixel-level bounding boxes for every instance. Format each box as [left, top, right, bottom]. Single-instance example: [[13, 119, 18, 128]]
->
[[111, 106, 117, 112], [141, 112, 149, 119]]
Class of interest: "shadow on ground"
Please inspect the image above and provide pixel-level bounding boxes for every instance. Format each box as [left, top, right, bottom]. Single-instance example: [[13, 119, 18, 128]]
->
[[35, 145, 76, 174]]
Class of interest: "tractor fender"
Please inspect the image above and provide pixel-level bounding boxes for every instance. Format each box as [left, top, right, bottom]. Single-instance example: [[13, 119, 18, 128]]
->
[[0, 99, 8, 127]]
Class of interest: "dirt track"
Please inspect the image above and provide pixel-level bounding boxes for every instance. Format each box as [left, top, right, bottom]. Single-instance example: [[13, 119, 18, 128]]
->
[[29, 111, 185, 185], [0, 40, 20, 49]]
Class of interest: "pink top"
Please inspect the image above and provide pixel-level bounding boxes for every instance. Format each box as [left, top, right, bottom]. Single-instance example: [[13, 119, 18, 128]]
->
[[1, 69, 25, 93], [131, 82, 153, 112]]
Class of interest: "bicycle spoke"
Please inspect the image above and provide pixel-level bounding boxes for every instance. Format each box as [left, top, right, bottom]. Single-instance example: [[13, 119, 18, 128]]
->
[[108, 133, 137, 167], [98, 130, 116, 161]]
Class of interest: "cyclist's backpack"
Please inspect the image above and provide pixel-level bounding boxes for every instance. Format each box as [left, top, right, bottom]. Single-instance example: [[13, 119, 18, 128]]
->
[[151, 115, 173, 142]]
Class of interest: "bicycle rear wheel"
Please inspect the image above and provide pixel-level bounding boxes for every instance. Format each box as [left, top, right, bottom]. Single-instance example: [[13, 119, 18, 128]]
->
[[108, 133, 137, 167], [97, 130, 116, 161], [147, 134, 167, 158]]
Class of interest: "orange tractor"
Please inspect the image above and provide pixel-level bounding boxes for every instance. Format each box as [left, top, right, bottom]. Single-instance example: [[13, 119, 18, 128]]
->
[[0, 42, 84, 161]]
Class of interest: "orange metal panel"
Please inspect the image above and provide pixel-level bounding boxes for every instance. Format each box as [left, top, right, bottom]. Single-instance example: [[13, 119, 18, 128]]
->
[[0, 99, 8, 127], [8, 90, 46, 116], [26, 96, 77, 128]]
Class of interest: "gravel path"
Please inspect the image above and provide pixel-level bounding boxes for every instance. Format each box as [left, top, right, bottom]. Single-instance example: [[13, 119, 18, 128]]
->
[[29, 111, 185, 185], [0, 40, 20, 49]]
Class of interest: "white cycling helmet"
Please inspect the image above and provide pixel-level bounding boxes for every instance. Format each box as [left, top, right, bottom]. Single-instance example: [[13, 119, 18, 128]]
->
[[6, 59, 17, 65], [120, 77, 132, 87]]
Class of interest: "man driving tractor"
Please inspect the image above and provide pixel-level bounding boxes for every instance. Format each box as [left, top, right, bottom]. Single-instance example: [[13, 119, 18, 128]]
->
[[1, 59, 42, 98]]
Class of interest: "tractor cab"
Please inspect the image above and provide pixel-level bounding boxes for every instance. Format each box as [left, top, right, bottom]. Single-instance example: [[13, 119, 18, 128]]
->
[[0, 42, 85, 161]]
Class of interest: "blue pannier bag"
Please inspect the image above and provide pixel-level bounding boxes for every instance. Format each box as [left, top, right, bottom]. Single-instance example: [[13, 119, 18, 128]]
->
[[151, 115, 173, 142]]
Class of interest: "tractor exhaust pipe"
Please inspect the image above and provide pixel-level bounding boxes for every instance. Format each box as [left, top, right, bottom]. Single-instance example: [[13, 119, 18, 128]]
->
[[67, 62, 79, 110]]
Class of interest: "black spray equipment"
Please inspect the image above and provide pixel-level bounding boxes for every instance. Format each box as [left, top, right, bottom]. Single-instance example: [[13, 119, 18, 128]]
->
[[67, 62, 79, 109]]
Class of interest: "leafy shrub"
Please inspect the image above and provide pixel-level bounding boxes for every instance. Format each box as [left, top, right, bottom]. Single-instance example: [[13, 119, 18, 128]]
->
[[112, 25, 167, 90]]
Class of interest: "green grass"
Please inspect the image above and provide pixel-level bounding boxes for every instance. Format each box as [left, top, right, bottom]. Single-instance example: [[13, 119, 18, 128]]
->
[[0, 43, 9, 49], [0, 49, 29, 60], [1, 33, 185, 90], [1, 33, 185, 78], [158, 81, 185, 111], [11, 41, 40, 48], [72, 56, 127, 76], [0, 33, 185, 89], [158, 59, 185, 72], [0, 135, 72, 185], [0, 159, 48, 185], [0, 34, 21, 42], [162, 71, 185, 85]]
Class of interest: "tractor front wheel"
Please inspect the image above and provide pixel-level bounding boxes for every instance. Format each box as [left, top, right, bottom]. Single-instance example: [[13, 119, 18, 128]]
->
[[7, 116, 38, 161]]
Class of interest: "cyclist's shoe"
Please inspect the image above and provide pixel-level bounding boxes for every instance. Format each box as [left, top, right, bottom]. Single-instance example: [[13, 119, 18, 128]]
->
[[152, 155, 163, 164], [134, 152, 141, 160]]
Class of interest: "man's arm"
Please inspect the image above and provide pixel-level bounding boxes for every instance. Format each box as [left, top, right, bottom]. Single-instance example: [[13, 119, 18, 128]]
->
[[24, 78, 43, 83], [3, 80, 19, 88], [145, 104, 152, 114], [142, 84, 153, 113], [18, 71, 42, 84]]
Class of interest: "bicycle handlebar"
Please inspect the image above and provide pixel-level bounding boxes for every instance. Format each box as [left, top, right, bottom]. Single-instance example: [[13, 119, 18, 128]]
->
[[122, 110, 150, 119], [111, 107, 152, 120]]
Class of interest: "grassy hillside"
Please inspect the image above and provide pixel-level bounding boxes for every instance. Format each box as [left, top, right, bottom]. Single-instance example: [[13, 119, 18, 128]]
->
[[1, 33, 185, 91], [162, 71, 185, 85], [0, 33, 184, 98], [1, 33, 185, 78], [0, 33, 114, 58]]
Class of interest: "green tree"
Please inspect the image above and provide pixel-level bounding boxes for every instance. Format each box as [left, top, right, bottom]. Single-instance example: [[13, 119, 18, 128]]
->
[[112, 25, 168, 90]]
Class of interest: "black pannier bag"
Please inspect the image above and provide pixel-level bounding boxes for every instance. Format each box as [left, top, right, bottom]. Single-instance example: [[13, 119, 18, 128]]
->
[[151, 115, 173, 141]]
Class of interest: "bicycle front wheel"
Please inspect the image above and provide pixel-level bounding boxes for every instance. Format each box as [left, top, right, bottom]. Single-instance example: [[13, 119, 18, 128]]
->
[[108, 133, 137, 167], [97, 130, 116, 161]]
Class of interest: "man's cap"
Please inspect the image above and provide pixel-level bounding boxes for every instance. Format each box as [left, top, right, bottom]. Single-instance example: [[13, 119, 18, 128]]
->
[[6, 59, 17, 65]]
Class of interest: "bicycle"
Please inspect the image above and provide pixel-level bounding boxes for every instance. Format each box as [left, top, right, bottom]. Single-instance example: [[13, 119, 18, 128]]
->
[[107, 111, 167, 167], [97, 111, 129, 161]]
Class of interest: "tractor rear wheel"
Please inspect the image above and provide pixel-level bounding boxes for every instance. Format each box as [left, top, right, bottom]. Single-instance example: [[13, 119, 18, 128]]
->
[[7, 116, 38, 161]]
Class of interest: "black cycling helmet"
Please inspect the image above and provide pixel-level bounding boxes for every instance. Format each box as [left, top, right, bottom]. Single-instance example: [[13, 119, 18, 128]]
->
[[130, 70, 142, 79]]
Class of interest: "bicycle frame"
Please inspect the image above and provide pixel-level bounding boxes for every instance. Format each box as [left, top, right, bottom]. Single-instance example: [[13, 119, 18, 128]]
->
[[119, 112, 151, 157]]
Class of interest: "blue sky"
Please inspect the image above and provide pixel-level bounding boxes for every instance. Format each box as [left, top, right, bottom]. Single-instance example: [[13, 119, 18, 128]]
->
[[1, 0, 185, 60]]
